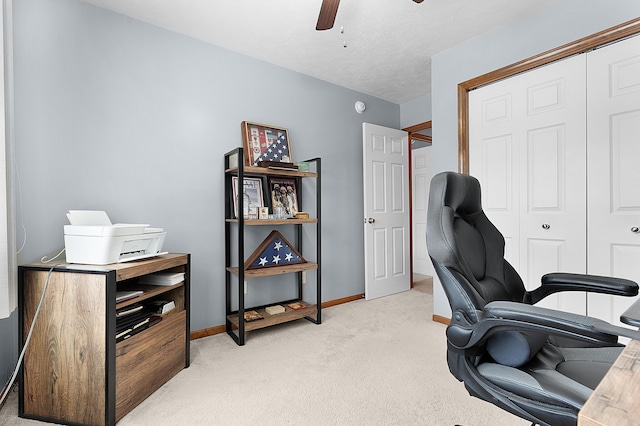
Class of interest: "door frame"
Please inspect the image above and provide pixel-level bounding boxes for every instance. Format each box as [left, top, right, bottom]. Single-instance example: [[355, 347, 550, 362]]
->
[[403, 121, 432, 285], [457, 17, 640, 173]]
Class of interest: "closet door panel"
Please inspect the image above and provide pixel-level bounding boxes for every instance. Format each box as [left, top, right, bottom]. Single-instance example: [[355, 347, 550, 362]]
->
[[587, 35, 640, 324], [481, 135, 517, 264], [518, 58, 587, 313], [469, 89, 520, 269], [523, 125, 585, 313], [470, 54, 587, 314]]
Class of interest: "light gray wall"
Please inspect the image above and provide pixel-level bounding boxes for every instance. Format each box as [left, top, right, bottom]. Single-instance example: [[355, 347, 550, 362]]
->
[[400, 93, 431, 129], [0, 0, 406, 385], [430, 0, 640, 318]]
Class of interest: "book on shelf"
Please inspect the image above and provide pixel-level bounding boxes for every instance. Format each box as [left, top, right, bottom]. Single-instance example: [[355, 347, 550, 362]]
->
[[243, 310, 264, 322], [265, 305, 285, 315], [115, 290, 144, 303], [138, 272, 185, 286], [132, 317, 150, 330], [116, 313, 161, 342], [287, 302, 307, 311], [116, 327, 133, 341], [257, 161, 298, 170], [116, 309, 152, 331], [116, 303, 144, 318], [116, 324, 148, 343]]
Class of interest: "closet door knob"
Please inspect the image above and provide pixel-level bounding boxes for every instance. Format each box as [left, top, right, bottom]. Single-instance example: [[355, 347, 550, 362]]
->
[[632, 227, 640, 234], [542, 223, 550, 230]]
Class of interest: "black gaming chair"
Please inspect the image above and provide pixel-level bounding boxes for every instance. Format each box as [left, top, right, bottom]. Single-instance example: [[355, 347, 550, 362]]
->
[[426, 171, 640, 426]]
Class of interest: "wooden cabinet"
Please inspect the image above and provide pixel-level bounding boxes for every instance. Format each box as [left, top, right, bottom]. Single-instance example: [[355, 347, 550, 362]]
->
[[224, 148, 321, 345], [18, 253, 190, 426]]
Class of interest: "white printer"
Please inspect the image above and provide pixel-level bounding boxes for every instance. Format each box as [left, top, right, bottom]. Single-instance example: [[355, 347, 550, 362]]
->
[[64, 210, 167, 265]]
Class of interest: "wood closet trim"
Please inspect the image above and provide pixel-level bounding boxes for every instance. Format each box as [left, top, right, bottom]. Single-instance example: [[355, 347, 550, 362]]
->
[[403, 120, 433, 144], [457, 17, 640, 174]]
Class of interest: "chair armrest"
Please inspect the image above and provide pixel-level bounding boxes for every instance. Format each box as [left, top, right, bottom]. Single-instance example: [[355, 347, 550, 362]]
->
[[450, 301, 640, 350], [528, 273, 638, 304], [621, 297, 640, 328]]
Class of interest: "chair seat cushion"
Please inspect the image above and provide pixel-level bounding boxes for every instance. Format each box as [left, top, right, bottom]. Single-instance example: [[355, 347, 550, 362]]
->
[[477, 362, 592, 410], [477, 344, 624, 410], [556, 346, 622, 389]]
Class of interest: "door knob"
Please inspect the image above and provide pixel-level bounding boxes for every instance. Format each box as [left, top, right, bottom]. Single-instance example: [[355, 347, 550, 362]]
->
[[632, 227, 640, 234], [368, 218, 376, 224], [542, 223, 550, 230]]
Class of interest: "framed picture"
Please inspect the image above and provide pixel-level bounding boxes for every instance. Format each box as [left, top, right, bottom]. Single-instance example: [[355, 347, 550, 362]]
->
[[232, 176, 265, 219], [241, 121, 292, 166], [268, 177, 299, 217], [259, 207, 269, 220]]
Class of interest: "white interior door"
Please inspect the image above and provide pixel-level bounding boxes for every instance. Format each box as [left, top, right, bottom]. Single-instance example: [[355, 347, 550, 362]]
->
[[586, 35, 640, 325], [469, 54, 587, 314], [363, 123, 411, 300], [412, 146, 433, 276]]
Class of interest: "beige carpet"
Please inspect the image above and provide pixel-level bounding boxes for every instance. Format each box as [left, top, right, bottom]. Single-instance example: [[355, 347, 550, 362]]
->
[[0, 289, 527, 426], [413, 273, 433, 294]]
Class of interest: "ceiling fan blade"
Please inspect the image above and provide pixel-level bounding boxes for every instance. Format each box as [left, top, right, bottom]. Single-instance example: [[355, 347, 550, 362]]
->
[[316, 0, 340, 31]]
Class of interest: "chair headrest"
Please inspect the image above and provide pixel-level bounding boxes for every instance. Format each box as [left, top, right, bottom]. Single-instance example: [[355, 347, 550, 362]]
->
[[427, 171, 483, 267], [436, 171, 483, 216]]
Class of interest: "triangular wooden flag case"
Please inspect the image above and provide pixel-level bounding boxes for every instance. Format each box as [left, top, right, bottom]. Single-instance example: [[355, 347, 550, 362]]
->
[[244, 230, 306, 270]]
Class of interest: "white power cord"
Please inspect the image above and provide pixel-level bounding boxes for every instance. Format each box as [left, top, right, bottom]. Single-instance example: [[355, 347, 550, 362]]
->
[[0, 264, 59, 406], [40, 247, 65, 264]]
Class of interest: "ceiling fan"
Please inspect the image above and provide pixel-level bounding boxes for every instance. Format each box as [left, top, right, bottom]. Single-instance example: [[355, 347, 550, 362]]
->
[[316, 0, 424, 31]]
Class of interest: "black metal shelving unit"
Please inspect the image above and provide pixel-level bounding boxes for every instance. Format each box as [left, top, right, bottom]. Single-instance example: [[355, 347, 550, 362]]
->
[[224, 147, 321, 345]]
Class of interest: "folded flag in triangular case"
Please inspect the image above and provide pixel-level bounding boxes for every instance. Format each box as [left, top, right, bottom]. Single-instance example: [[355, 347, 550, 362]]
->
[[245, 230, 306, 269]]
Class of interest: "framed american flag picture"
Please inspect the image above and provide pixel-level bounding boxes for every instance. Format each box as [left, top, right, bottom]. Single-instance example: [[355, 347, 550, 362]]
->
[[241, 121, 292, 166]]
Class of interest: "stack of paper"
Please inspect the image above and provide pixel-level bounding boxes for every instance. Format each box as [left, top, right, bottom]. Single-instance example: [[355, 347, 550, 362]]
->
[[148, 299, 176, 315], [138, 272, 185, 286]]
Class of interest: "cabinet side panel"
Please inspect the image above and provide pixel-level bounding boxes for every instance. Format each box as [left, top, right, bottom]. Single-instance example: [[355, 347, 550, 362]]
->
[[115, 311, 186, 420], [22, 271, 106, 424]]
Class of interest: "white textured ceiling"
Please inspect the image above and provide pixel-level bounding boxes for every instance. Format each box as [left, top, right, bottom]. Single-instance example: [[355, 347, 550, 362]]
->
[[79, 0, 562, 104]]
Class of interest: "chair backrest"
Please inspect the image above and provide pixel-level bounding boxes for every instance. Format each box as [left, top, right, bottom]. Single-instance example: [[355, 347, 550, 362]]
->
[[427, 172, 527, 322]]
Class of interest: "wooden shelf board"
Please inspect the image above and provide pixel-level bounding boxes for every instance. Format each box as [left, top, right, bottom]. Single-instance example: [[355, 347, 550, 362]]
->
[[21, 253, 189, 283], [226, 218, 317, 225], [115, 282, 185, 309], [113, 254, 188, 282], [227, 262, 318, 278], [227, 302, 318, 332], [225, 165, 317, 178]]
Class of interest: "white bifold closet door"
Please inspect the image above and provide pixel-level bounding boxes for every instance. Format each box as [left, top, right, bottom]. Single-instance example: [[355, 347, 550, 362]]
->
[[586, 35, 640, 326], [469, 34, 640, 319], [469, 54, 587, 315]]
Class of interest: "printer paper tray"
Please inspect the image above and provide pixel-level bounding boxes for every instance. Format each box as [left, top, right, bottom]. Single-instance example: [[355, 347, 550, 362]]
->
[[117, 251, 169, 263]]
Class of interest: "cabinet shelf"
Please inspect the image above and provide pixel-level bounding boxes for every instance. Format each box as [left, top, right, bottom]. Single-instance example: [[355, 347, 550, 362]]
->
[[116, 282, 185, 309]]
